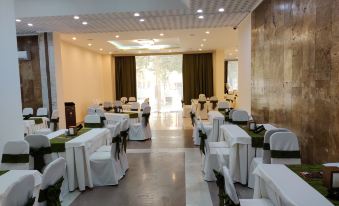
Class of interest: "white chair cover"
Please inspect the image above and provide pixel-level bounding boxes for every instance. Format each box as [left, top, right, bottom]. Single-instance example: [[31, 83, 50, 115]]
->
[[218, 100, 230, 110], [23, 108, 33, 116], [143, 98, 149, 103], [222, 166, 240, 205], [0, 140, 30, 170], [129, 97, 136, 102], [130, 102, 140, 111], [140, 102, 148, 111], [90, 143, 123, 186], [203, 145, 229, 181], [95, 108, 105, 117], [196, 96, 208, 120], [87, 107, 96, 115], [103, 101, 113, 109], [36, 157, 66, 206], [2, 174, 35, 206], [114, 100, 123, 107], [25, 135, 53, 171], [231, 110, 249, 122], [120, 97, 127, 104], [208, 96, 218, 111], [37, 108, 48, 117], [84, 114, 101, 124], [270, 132, 301, 165], [199, 94, 206, 99], [129, 106, 151, 140]]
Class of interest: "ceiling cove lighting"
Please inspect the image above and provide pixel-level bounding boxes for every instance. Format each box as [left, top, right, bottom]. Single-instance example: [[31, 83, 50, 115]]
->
[[27, 23, 33, 27], [197, 9, 203, 13], [108, 39, 171, 50], [82, 21, 88, 25], [218, 8, 225, 12], [134, 13, 140, 17], [73, 16, 80, 20], [198, 15, 204, 19], [72, 37, 77, 40], [16, 19, 21, 22]]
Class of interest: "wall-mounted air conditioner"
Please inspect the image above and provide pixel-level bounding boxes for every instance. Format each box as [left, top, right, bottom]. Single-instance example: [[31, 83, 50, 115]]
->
[[18, 51, 31, 60]]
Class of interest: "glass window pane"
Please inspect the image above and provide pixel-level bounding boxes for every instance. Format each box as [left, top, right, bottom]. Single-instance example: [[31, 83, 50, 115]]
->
[[227, 60, 238, 90]]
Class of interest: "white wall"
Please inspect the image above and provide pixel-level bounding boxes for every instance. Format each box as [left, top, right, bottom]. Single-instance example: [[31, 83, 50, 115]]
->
[[53, 37, 114, 125], [238, 14, 252, 113], [0, 0, 25, 155], [213, 50, 225, 99]]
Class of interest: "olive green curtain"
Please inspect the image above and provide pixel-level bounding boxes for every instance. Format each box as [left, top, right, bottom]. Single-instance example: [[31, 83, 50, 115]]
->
[[182, 53, 214, 105], [115, 56, 137, 99]]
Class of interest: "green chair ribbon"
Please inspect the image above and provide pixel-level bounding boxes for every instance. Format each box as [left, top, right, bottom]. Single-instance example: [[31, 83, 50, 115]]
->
[[120, 129, 129, 153], [218, 108, 225, 112], [142, 113, 150, 126], [104, 107, 113, 112], [131, 108, 138, 111], [38, 177, 64, 206], [190, 112, 195, 126], [29, 147, 52, 172], [1, 154, 29, 163], [24, 197, 36, 206], [210, 100, 218, 110], [0, 170, 9, 176], [199, 130, 207, 155], [84, 122, 103, 128], [198, 101, 206, 110], [230, 120, 248, 125], [213, 170, 240, 206], [112, 135, 122, 160], [50, 118, 59, 131], [271, 150, 301, 158], [263, 143, 270, 150], [30, 118, 44, 124]]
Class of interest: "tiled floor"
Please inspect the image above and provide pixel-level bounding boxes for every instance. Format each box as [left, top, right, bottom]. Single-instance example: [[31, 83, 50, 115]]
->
[[65, 112, 252, 206]]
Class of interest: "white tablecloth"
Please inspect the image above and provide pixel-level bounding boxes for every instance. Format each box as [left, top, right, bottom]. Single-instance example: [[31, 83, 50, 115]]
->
[[105, 112, 140, 126], [47, 128, 111, 191], [253, 164, 333, 206], [220, 124, 276, 185], [0, 170, 42, 204], [208, 111, 225, 142]]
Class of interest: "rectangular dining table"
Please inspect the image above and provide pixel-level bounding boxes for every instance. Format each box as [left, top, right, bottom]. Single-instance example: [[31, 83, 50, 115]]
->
[[47, 128, 111, 191]]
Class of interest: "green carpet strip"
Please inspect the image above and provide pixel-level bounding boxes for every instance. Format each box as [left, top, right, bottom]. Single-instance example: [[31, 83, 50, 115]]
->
[[288, 164, 339, 206], [50, 128, 91, 152]]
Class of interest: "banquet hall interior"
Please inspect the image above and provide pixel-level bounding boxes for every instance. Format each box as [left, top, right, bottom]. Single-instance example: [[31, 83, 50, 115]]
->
[[0, 0, 339, 205]]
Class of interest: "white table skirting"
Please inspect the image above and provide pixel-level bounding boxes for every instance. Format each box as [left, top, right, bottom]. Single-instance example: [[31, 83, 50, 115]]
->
[[253, 164, 333, 206]]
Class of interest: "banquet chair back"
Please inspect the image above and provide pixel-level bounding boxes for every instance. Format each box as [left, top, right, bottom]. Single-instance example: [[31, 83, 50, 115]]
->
[[37, 107, 48, 117], [84, 114, 103, 128], [50, 110, 59, 132], [23, 108, 33, 116], [143, 98, 150, 103], [114, 100, 123, 108], [211, 117, 225, 142], [222, 166, 240, 205], [120, 97, 127, 104], [25, 135, 53, 172], [209, 96, 218, 111], [197, 96, 208, 119], [130, 102, 140, 111], [231, 110, 249, 122], [37, 157, 66, 206], [2, 174, 35, 206], [262, 128, 290, 164], [87, 107, 96, 115], [270, 132, 301, 165], [0, 140, 30, 170], [199, 94, 206, 99], [142, 106, 152, 139], [218, 101, 230, 111], [103, 101, 113, 111], [140, 102, 148, 111], [129, 97, 136, 102]]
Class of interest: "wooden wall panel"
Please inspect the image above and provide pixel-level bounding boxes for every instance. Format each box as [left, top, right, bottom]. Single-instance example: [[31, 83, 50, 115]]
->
[[252, 0, 339, 163], [17, 36, 43, 111]]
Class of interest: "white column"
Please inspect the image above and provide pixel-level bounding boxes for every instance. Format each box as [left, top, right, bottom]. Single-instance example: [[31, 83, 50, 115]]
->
[[238, 15, 252, 113], [0, 0, 25, 154], [213, 50, 225, 99]]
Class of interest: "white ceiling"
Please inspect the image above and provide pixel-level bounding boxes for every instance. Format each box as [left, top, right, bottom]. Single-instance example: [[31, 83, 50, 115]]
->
[[60, 27, 239, 58]]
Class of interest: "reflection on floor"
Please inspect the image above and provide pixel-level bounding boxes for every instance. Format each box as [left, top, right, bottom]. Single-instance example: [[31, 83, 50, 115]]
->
[[66, 112, 252, 206]]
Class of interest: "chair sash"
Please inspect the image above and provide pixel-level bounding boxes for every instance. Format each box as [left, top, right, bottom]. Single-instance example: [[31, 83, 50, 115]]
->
[[190, 112, 195, 126], [23, 114, 33, 120], [50, 118, 59, 131], [25, 197, 36, 206], [199, 130, 207, 155], [199, 101, 206, 110], [120, 129, 129, 153], [38, 177, 64, 206], [112, 135, 122, 160], [218, 108, 225, 112], [131, 108, 138, 111], [142, 113, 150, 126], [1, 154, 29, 163], [29, 147, 52, 172], [181, 100, 184, 108], [113, 106, 123, 113], [210, 100, 218, 110], [103, 106, 113, 112], [213, 170, 240, 206], [271, 150, 301, 158], [84, 122, 103, 128]]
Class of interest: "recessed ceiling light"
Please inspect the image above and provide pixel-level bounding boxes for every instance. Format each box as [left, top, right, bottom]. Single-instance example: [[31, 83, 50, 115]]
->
[[73, 16, 80, 20], [169, 50, 172, 52], [200, 44, 204, 47], [229, 53, 233, 55], [72, 37, 77, 40], [138, 51, 142, 53], [198, 15, 204, 19], [115, 35, 120, 38], [205, 31, 210, 34], [202, 39, 207, 42], [139, 18, 145, 22], [82, 21, 88, 25], [134, 13, 140, 17], [16, 19, 21, 22], [109, 52, 112, 54], [88, 43, 92, 47], [199, 48, 202, 51], [99, 48, 103, 51], [235, 49, 238, 52], [197, 9, 203, 13], [160, 33, 164, 36], [218, 8, 225, 12], [27, 23, 33, 27]]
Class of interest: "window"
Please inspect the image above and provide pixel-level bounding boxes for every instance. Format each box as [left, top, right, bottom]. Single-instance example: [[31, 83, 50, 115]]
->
[[227, 60, 238, 90]]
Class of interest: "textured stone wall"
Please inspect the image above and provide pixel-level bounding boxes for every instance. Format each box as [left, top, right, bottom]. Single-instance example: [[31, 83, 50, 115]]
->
[[17, 36, 43, 112], [251, 0, 339, 163]]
